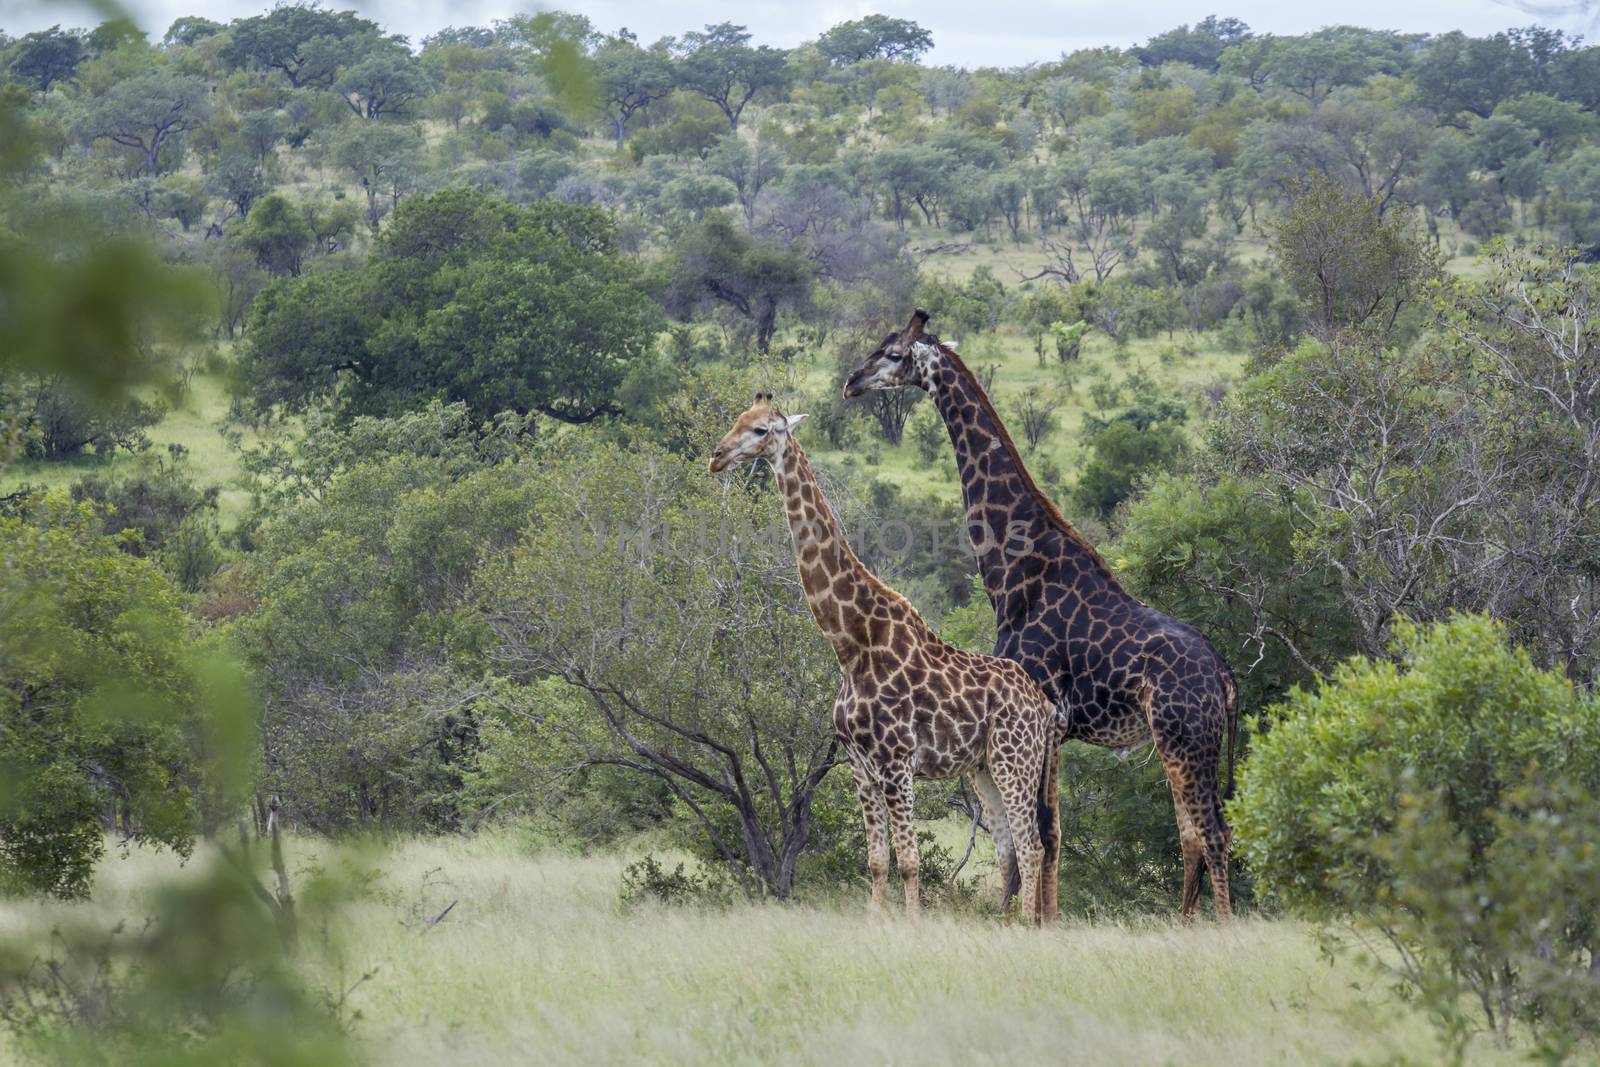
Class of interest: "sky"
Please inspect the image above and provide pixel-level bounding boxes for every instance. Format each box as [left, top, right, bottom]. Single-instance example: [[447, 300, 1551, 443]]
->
[[2, 0, 1596, 66]]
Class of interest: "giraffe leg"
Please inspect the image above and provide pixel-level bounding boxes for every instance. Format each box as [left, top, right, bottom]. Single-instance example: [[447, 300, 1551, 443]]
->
[[971, 769, 1017, 914], [883, 768, 920, 916], [989, 755, 1044, 928], [1190, 769, 1233, 923], [1141, 684, 1207, 923], [1041, 738, 1061, 926], [1174, 795, 1203, 924], [848, 759, 890, 911]]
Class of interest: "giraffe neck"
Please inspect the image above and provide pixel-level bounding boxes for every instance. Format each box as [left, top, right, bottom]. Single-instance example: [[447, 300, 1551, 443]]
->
[[773, 437, 906, 661], [925, 351, 1122, 609]]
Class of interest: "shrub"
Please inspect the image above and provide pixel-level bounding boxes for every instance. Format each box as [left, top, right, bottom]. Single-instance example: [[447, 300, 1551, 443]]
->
[[1232, 615, 1600, 1043], [619, 854, 738, 908]]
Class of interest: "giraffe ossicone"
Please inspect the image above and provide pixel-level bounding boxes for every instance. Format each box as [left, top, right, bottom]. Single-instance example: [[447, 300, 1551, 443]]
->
[[710, 395, 1062, 923]]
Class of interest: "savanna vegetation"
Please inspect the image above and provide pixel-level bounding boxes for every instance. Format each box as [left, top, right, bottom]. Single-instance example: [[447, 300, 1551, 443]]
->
[[3, 4, 1600, 1063]]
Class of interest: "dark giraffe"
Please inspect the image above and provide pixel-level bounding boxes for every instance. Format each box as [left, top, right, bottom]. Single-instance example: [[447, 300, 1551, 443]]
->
[[711, 394, 1061, 922], [845, 311, 1239, 921]]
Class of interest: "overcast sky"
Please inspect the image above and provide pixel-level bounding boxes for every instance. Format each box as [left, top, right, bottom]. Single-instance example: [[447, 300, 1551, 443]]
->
[[2, 0, 1594, 66]]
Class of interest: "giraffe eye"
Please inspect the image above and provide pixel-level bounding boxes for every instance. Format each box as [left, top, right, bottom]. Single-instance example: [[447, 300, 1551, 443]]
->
[[754, 427, 768, 436]]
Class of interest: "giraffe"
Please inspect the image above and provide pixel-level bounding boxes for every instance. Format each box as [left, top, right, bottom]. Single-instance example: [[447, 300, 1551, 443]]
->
[[710, 393, 1061, 923], [844, 311, 1240, 921]]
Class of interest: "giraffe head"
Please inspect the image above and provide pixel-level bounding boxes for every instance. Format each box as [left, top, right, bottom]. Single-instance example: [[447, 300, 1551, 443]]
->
[[708, 392, 810, 473], [842, 307, 944, 398]]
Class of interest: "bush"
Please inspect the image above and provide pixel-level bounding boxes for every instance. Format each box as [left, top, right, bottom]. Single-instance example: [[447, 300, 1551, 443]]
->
[[1072, 421, 1187, 519], [70, 447, 219, 557], [619, 854, 738, 908], [1232, 615, 1600, 1043], [20, 378, 163, 459]]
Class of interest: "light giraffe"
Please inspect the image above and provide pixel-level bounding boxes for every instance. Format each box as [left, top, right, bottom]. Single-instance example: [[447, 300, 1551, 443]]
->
[[710, 394, 1061, 922], [846, 311, 1240, 921]]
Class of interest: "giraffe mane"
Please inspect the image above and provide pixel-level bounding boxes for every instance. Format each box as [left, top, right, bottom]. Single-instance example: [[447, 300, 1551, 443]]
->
[[788, 434, 940, 644], [927, 337, 1123, 588]]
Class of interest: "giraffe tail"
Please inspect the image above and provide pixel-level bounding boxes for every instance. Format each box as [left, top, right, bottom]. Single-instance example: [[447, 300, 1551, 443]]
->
[[1222, 669, 1239, 801]]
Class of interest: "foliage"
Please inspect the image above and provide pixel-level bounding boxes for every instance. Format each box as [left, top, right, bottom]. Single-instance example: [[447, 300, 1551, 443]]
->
[[217, 3, 380, 89], [473, 431, 842, 897], [1114, 475, 1358, 710], [1264, 175, 1440, 341], [15, 378, 164, 459], [76, 72, 210, 178], [1210, 248, 1600, 681], [240, 188, 660, 424], [619, 853, 738, 908], [0, 495, 247, 898], [1231, 615, 1600, 1041], [657, 213, 815, 354], [239, 406, 541, 831], [6, 27, 87, 91], [0, 838, 360, 1066], [1072, 420, 1187, 519], [70, 446, 218, 554], [675, 23, 789, 132], [815, 17, 933, 67]]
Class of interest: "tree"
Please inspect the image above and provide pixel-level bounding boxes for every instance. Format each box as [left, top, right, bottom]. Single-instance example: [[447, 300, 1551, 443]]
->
[[1009, 387, 1063, 450], [1412, 27, 1576, 121], [1132, 16, 1251, 71], [236, 193, 314, 276], [1210, 247, 1600, 683], [162, 16, 223, 48], [415, 251, 663, 424], [239, 406, 540, 830], [474, 438, 842, 898], [871, 145, 951, 229], [595, 36, 675, 145], [331, 121, 422, 229], [6, 26, 86, 91], [219, 3, 380, 89], [0, 496, 219, 898], [1114, 475, 1359, 710], [336, 39, 434, 120], [17, 377, 164, 459], [1227, 29, 1393, 110], [79, 73, 210, 177], [1072, 420, 1187, 518], [658, 214, 814, 353], [207, 154, 269, 221], [240, 190, 662, 424], [1264, 175, 1439, 340], [676, 23, 789, 131], [705, 131, 785, 224], [815, 16, 933, 66]]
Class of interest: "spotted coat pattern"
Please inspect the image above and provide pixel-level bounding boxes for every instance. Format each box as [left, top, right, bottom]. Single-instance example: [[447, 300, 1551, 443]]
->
[[845, 312, 1239, 920], [711, 396, 1061, 922]]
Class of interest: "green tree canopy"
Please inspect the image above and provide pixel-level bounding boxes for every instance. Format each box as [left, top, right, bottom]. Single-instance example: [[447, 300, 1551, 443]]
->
[[240, 188, 660, 424], [6, 26, 86, 91], [676, 23, 789, 131], [0, 496, 231, 898], [219, 3, 380, 88], [815, 16, 933, 66]]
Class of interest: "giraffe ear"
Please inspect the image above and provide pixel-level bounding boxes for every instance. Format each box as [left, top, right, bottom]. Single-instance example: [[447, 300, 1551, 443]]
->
[[782, 413, 809, 433]]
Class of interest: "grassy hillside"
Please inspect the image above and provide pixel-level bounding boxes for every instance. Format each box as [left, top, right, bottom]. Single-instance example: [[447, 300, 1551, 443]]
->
[[1, 367, 259, 524], [0, 828, 1521, 1066]]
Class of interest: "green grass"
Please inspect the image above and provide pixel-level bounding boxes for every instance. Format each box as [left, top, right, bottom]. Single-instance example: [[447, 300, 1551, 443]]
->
[[0, 827, 1524, 1066], [2, 368, 259, 527]]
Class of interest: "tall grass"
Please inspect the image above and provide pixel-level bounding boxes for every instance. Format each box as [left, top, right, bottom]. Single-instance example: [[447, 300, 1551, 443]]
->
[[1, 832, 1521, 1066]]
